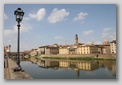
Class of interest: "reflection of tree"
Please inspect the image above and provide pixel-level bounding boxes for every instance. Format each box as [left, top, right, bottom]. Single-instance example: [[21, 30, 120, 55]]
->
[[112, 64, 116, 76], [98, 60, 116, 77]]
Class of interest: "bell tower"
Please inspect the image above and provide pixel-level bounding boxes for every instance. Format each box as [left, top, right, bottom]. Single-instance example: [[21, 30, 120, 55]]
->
[[74, 34, 78, 46]]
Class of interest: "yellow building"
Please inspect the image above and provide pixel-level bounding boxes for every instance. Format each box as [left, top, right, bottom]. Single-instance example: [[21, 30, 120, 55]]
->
[[59, 46, 69, 54], [76, 45, 98, 54]]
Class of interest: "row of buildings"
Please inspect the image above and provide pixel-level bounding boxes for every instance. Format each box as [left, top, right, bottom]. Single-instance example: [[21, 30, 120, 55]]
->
[[28, 34, 116, 56]]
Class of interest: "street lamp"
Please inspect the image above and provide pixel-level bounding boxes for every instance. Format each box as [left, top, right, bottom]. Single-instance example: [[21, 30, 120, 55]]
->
[[14, 8, 24, 71], [9, 45, 11, 58]]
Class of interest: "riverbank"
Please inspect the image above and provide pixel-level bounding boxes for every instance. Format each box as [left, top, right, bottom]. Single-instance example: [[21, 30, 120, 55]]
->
[[4, 58, 33, 79], [38, 54, 116, 60]]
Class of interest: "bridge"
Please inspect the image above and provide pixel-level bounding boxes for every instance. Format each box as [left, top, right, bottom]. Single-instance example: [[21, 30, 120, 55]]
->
[[6, 52, 30, 59]]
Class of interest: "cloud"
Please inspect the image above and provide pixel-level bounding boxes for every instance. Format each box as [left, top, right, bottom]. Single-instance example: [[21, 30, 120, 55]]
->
[[4, 22, 32, 38], [23, 17, 30, 21], [4, 22, 33, 51], [29, 8, 46, 21], [102, 28, 116, 40], [54, 36, 62, 39], [4, 13, 8, 20], [14, 22, 33, 32], [48, 8, 69, 23], [83, 30, 93, 36], [94, 41, 102, 44], [74, 12, 88, 21]]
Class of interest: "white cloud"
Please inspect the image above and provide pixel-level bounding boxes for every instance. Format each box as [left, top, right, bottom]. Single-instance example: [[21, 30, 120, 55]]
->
[[74, 12, 88, 21], [13, 22, 33, 32], [94, 41, 102, 44], [83, 30, 93, 36], [103, 28, 111, 32], [4, 13, 8, 20], [4, 22, 33, 51], [23, 17, 30, 21], [102, 28, 116, 40], [48, 8, 69, 23], [4, 22, 33, 42], [29, 8, 46, 21], [54, 36, 62, 39], [86, 42, 94, 45], [4, 29, 16, 37]]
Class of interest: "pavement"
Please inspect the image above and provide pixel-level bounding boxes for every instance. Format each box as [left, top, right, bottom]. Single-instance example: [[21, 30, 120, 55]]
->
[[4, 58, 33, 80]]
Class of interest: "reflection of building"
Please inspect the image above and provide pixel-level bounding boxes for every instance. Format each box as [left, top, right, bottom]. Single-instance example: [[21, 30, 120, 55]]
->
[[110, 40, 116, 54], [40, 59, 99, 71], [59, 61, 69, 68], [40, 60, 59, 68], [77, 62, 91, 70]]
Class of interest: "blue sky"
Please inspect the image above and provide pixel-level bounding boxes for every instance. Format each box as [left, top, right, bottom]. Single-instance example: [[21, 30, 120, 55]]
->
[[4, 4, 116, 52]]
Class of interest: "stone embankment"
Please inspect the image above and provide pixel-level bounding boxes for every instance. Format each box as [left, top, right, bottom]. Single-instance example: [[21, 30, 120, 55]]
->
[[4, 58, 33, 79], [39, 54, 116, 59]]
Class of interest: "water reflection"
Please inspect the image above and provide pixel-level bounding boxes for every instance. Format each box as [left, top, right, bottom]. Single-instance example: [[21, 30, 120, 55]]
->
[[21, 57, 116, 79]]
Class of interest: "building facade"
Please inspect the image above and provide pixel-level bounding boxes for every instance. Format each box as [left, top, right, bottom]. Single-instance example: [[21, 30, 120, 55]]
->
[[29, 49, 38, 56], [110, 40, 116, 54], [59, 46, 69, 54], [45, 46, 59, 55], [76, 45, 98, 54], [74, 34, 79, 46]]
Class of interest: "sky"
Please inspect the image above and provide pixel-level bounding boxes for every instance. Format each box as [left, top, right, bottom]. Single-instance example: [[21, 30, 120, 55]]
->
[[4, 4, 116, 52]]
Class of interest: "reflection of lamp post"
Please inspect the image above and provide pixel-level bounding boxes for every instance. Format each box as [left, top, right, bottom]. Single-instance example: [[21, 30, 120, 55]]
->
[[14, 8, 24, 71]]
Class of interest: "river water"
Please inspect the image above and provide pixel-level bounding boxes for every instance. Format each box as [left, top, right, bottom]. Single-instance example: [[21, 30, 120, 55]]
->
[[20, 58, 116, 79]]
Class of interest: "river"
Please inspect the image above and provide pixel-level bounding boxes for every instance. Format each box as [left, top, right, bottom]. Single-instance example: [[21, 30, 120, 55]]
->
[[20, 58, 116, 79]]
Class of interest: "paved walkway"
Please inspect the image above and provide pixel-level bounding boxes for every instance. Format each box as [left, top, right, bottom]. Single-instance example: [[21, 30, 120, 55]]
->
[[4, 58, 33, 80]]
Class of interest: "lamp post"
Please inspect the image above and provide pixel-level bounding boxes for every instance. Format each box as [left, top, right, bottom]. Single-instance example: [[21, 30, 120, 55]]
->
[[14, 8, 24, 71], [9, 45, 11, 58]]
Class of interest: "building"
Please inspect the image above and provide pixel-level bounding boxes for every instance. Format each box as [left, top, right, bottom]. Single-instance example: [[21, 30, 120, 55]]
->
[[76, 45, 98, 54], [29, 49, 38, 56], [101, 40, 111, 54], [38, 44, 59, 55], [45, 46, 59, 55], [102, 45, 111, 54], [74, 34, 78, 46], [110, 40, 116, 54], [68, 47, 76, 54], [96, 45, 104, 54], [4, 46, 10, 52], [74, 34, 84, 46], [59, 45, 70, 54], [38, 45, 49, 55], [103, 40, 110, 45], [59, 45, 77, 54]]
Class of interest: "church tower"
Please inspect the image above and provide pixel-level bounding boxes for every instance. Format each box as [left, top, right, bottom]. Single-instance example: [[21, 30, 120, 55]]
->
[[74, 34, 78, 46]]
